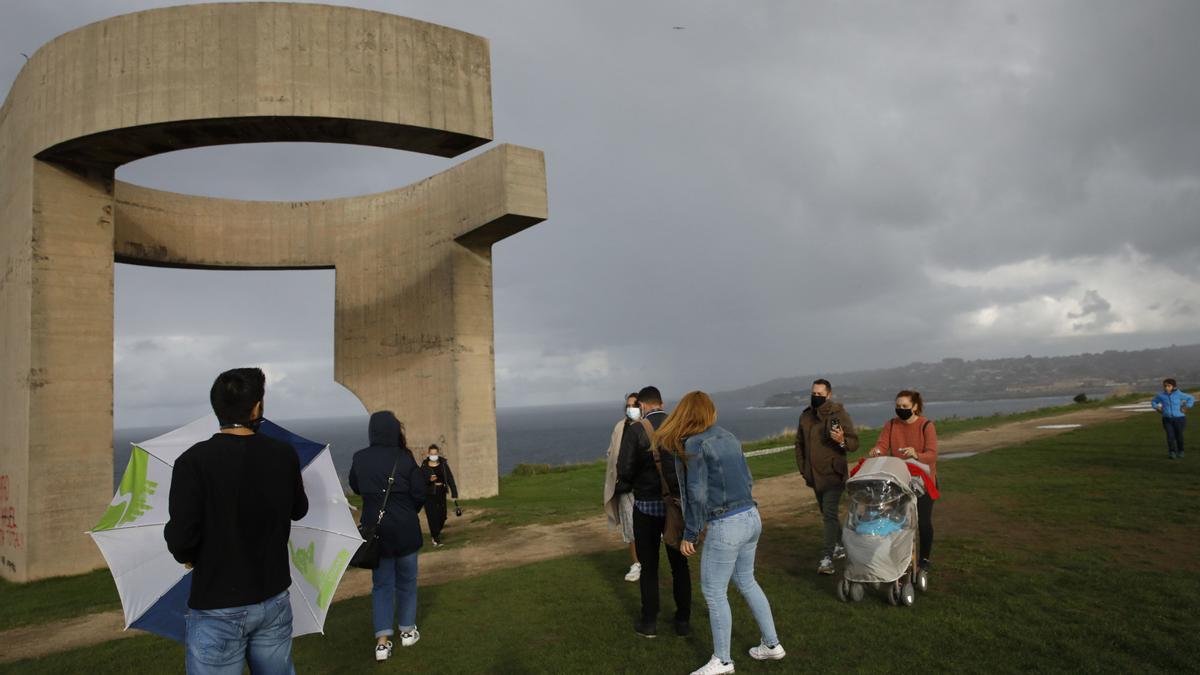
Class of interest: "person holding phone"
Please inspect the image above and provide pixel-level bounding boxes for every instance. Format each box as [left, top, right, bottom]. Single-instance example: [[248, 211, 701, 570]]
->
[[869, 390, 938, 571], [795, 378, 859, 575]]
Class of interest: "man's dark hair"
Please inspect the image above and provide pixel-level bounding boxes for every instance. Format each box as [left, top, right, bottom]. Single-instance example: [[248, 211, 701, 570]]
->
[[1164, 378, 1178, 387], [813, 378, 832, 393], [637, 386, 663, 405], [429, 443, 440, 451], [210, 368, 266, 426]]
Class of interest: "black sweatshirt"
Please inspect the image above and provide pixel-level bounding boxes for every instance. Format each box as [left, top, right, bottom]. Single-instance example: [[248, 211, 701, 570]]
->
[[164, 432, 309, 610]]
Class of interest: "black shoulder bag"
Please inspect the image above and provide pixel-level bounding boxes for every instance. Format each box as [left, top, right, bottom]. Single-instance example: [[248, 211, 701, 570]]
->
[[349, 456, 400, 570]]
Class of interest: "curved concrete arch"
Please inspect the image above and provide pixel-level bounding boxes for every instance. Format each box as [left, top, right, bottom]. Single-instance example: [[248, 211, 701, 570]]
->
[[0, 4, 547, 581]]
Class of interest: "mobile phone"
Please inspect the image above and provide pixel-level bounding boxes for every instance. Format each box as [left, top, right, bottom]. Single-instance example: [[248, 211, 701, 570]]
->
[[831, 417, 842, 430]]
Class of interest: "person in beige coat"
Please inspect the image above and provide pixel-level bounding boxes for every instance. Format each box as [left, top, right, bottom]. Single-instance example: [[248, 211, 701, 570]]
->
[[604, 392, 641, 581]]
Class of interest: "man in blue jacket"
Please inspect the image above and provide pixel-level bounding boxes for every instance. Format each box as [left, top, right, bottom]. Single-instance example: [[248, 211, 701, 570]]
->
[[1152, 378, 1194, 459]]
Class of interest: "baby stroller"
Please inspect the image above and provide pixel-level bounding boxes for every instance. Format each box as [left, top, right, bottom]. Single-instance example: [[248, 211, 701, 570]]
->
[[835, 457, 929, 606]]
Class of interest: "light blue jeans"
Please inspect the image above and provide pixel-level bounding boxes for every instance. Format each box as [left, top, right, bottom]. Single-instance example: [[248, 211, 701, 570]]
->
[[185, 589, 294, 675], [372, 552, 419, 638], [700, 507, 779, 663]]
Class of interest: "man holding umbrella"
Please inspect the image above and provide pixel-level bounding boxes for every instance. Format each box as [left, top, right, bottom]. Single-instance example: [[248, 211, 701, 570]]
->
[[165, 368, 309, 674]]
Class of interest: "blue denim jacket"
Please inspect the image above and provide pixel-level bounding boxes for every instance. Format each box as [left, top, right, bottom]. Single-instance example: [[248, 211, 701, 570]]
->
[[675, 425, 756, 543]]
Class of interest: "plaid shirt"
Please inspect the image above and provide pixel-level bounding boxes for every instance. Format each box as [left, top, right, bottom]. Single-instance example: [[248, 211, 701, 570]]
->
[[634, 500, 666, 518]]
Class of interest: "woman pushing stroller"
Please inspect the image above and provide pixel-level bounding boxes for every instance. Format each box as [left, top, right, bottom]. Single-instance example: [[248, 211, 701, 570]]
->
[[868, 390, 938, 572]]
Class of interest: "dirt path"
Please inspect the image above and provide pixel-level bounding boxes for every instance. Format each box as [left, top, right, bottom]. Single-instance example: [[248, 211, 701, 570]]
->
[[0, 403, 1152, 664]]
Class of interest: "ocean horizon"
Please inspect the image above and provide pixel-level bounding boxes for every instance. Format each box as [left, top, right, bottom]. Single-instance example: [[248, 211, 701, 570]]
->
[[111, 393, 1092, 490]]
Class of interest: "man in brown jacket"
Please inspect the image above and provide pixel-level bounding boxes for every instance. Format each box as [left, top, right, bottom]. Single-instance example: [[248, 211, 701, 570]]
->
[[795, 378, 859, 574]]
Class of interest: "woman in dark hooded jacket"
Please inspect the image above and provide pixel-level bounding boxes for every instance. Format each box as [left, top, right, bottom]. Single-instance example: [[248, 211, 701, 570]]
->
[[349, 411, 427, 662], [420, 444, 459, 546]]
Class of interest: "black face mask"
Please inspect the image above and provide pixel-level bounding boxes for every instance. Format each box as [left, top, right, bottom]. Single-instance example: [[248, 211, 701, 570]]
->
[[895, 408, 914, 421], [811, 395, 828, 409]]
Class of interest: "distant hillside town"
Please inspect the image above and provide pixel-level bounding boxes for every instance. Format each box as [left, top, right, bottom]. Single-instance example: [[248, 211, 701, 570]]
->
[[723, 343, 1200, 407]]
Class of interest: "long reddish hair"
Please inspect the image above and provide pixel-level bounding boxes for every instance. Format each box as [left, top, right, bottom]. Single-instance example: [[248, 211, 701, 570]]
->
[[896, 390, 924, 415], [653, 391, 718, 459]]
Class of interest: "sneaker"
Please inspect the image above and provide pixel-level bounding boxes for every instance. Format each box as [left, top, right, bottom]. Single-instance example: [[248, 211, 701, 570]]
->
[[634, 618, 657, 638], [832, 544, 846, 560], [375, 641, 393, 661], [690, 655, 736, 675], [624, 562, 642, 582], [431, 538, 442, 547], [673, 619, 691, 637], [399, 628, 420, 647], [919, 558, 932, 572], [749, 642, 786, 661], [817, 556, 835, 575]]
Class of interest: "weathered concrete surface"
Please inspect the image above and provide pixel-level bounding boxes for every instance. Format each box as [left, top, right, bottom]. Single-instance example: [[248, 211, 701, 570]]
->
[[0, 3, 546, 582]]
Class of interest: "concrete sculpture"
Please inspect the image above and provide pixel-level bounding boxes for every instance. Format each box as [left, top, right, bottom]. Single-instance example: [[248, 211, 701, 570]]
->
[[0, 3, 547, 581]]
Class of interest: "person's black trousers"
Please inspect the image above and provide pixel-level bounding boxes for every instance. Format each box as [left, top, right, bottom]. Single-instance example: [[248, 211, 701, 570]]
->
[[632, 506, 691, 623], [812, 489, 843, 559], [425, 493, 448, 540], [917, 492, 934, 563], [1163, 416, 1187, 457]]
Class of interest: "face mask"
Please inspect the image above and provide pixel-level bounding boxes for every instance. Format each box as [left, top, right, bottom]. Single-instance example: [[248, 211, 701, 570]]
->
[[811, 395, 828, 409], [895, 408, 914, 421], [626, 407, 642, 421], [428, 454, 440, 462]]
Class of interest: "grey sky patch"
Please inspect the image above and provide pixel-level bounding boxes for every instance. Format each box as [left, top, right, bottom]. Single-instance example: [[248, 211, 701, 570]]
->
[[4, 0, 1200, 422]]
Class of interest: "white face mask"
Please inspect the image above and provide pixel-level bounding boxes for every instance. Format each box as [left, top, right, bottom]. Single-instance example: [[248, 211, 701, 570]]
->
[[626, 407, 642, 421], [428, 454, 440, 462]]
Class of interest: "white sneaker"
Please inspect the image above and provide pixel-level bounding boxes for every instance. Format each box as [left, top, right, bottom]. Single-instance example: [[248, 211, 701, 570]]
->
[[399, 628, 420, 647], [749, 642, 786, 660], [690, 656, 735, 675], [624, 562, 642, 582], [832, 544, 846, 560], [817, 556, 835, 575], [375, 641, 393, 661]]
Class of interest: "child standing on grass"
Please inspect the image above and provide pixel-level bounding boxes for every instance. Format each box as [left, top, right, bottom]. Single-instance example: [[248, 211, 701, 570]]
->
[[1152, 378, 1193, 459]]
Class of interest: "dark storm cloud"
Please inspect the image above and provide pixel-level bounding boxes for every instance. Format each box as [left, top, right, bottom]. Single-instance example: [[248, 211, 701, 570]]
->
[[3, 1, 1199, 418]]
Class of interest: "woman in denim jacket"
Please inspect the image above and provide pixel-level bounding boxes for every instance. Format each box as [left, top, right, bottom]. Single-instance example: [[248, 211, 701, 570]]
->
[[655, 391, 785, 675]]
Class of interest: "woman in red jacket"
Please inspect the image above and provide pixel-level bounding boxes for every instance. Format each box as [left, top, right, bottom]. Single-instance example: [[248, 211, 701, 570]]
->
[[868, 390, 938, 572]]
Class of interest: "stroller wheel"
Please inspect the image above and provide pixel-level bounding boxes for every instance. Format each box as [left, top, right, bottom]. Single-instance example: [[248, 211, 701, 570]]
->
[[836, 579, 850, 602], [916, 569, 929, 593], [902, 580, 915, 606], [887, 582, 900, 606], [850, 582, 865, 602]]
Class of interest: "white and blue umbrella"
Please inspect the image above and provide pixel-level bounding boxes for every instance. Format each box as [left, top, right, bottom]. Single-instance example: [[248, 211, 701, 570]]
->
[[88, 415, 361, 642]]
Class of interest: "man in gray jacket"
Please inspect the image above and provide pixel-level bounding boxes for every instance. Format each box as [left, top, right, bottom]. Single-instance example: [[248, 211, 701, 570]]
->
[[795, 379, 859, 575]]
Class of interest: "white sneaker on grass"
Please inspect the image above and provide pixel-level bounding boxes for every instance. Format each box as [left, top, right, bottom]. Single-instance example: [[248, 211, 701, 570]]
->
[[375, 641, 393, 661], [832, 543, 846, 560], [624, 562, 642, 582], [817, 556, 835, 575], [690, 656, 735, 675], [749, 642, 786, 660], [400, 628, 420, 647]]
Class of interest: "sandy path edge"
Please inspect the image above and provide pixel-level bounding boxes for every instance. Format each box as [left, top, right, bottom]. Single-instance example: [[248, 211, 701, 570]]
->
[[0, 404, 1150, 663]]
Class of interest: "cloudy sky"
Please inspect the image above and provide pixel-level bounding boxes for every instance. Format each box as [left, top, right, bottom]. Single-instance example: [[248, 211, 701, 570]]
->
[[3, 1, 1199, 426]]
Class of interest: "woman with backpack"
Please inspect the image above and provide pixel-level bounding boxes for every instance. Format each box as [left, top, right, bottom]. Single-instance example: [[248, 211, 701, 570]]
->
[[868, 390, 939, 572], [656, 391, 785, 675], [349, 411, 427, 662]]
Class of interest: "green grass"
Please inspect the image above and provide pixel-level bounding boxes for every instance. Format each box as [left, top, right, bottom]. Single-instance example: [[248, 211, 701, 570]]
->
[[0, 568, 120, 632], [8, 412, 1199, 673]]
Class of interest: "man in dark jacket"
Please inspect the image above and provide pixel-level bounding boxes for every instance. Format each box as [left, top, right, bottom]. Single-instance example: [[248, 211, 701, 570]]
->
[[615, 385, 691, 638], [795, 378, 859, 575], [165, 367, 309, 674], [349, 411, 427, 660]]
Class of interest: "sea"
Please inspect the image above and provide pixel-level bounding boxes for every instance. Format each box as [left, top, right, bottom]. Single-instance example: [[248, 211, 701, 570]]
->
[[111, 394, 1087, 489]]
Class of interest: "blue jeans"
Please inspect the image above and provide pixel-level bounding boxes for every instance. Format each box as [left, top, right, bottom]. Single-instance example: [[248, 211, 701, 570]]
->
[[700, 507, 779, 663], [185, 589, 294, 675], [372, 553, 419, 638]]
